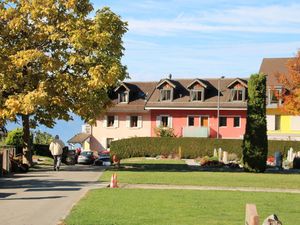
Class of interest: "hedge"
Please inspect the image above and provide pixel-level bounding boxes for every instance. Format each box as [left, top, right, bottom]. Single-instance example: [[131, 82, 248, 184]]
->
[[110, 137, 300, 159]]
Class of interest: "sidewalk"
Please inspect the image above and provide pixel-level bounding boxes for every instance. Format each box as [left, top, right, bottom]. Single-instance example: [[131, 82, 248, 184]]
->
[[120, 183, 300, 194], [0, 165, 106, 225]]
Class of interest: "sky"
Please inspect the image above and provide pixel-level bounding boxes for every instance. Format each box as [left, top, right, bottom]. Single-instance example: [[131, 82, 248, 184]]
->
[[6, 0, 300, 143]]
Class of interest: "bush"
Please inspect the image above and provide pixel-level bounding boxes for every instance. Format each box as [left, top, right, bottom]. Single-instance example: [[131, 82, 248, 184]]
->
[[5, 128, 24, 147], [110, 137, 300, 160], [243, 74, 268, 172]]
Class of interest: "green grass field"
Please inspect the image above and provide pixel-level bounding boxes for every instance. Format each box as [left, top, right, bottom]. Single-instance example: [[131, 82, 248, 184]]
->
[[65, 158, 300, 225], [101, 158, 300, 189], [65, 189, 300, 225]]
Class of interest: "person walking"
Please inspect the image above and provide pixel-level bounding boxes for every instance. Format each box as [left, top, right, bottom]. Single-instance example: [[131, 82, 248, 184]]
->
[[49, 135, 65, 171]]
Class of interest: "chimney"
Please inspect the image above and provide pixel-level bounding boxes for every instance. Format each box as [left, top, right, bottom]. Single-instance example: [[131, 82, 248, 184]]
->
[[168, 73, 172, 79]]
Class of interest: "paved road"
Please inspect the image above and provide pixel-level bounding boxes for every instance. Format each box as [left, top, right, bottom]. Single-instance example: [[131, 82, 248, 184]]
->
[[0, 165, 107, 225]]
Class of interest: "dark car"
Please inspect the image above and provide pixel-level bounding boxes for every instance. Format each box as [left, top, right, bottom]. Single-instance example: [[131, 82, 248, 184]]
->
[[77, 151, 95, 164], [94, 150, 111, 166]]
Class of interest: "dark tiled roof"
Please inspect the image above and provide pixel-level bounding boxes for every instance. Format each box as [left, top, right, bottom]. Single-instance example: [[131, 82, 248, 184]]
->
[[68, 133, 91, 144], [107, 82, 157, 113], [146, 78, 248, 109], [259, 58, 291, 86]]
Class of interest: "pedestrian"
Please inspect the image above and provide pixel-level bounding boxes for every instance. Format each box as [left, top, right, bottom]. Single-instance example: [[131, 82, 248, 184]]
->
[[49, 135, 65, 171]]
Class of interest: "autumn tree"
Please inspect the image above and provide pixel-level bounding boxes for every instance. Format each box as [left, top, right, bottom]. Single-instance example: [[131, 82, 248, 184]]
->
[[0, 1, 128, 165], [242, 74, 268, 173], [277, 51, 300, 114]]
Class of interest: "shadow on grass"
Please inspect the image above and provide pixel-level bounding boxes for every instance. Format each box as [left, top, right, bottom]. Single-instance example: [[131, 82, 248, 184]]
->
[[107, 163, 244, 172], [107, 163, 300, 174]]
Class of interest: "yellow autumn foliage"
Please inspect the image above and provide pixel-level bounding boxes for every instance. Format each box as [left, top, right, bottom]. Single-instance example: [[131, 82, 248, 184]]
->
[[0, 1, 127, 129]]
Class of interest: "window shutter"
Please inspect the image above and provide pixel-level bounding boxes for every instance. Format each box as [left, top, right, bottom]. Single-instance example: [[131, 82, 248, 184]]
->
[[103, 116, 107, 128], [126, 116, 130, 128], [156, 116, 161, 127], [138, 116, 143, 128], [168, 116, 173, 128], [114, 115, 119, 128]]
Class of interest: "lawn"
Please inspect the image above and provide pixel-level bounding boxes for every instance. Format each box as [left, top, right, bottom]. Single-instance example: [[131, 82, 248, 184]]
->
[[101, 158, 300, 189], [65, 189, 300, 225]]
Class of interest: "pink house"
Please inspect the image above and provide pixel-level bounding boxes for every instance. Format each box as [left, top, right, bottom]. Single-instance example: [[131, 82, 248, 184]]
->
[[89, 77, 248, 152], [146, 78, 247, 139]]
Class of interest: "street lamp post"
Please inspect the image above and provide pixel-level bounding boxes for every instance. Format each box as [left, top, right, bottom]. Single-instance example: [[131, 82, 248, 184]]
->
[[217, 76, 225, 139]]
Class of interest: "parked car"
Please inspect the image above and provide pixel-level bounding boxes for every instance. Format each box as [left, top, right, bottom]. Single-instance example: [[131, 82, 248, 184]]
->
[[77, 151, 95, 164], [94, 150, 111, 166]]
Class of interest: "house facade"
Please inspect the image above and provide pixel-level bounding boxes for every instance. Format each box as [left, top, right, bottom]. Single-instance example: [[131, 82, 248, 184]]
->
[[146, 78, 247, 139], [90, 82, 156, 151], [259, 58, 300, 140], [89, 77, 248, 151]]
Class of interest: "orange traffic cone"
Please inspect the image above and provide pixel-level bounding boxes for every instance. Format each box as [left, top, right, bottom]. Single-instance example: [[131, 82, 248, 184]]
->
[[110, 173, 118, 188]]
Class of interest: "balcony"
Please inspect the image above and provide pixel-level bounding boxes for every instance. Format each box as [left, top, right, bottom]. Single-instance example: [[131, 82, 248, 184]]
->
[[182, 126, 209, 138]]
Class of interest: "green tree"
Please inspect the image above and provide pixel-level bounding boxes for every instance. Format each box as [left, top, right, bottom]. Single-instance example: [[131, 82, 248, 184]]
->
[[0, 1, 128, 165], [33, 130, 54, 145], [242, 74, 268, 172], [5, 128, 24, 148]]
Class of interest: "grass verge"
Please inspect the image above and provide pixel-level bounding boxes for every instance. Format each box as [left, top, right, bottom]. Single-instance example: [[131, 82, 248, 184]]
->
[[65, 189, 300, 225]]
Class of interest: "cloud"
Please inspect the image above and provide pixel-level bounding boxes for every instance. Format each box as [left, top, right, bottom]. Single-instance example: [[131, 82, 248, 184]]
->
[[126, 4, 300, 36]]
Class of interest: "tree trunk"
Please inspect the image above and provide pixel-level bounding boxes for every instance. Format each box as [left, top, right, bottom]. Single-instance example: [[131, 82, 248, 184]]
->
[[22, 114, 32, 166]]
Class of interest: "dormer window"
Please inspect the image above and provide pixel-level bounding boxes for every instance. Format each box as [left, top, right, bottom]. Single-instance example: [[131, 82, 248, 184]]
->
[[115, 83, 130, 104], [187, 79, 207, 102], [232, 89, 244, 101], [268, 88, 282, 105], [191, 90, 203, 101], [156, 79, 176, 102], [119, 92, 128, 103], [227, 79, 248, 102], [161, 89, 172, 101]]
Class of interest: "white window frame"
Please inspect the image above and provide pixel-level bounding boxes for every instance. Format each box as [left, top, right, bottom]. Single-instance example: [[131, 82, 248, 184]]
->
[[268, 88, 282, 105], [160, 89, 172, 101], [118, 91, 129, 103], [190, 90, 204, 102], [232, 88, 245, 102], [157, 115, 172, 128]]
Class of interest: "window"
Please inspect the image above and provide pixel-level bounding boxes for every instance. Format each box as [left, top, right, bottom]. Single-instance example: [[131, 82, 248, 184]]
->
[[188, 116, 195, 126], [106, 138, 113, 149], [275, 115, 281, 130], [107, 116, 115, 127], [130, 116, 138, 127], [160, 89, 172, 101], [219, 117, 227, 127], [119, 92, 128, 103], [232, 89, 244, 101], [233, 117, 240, 127], [191, 90, 202, 101], [161, 116, 169, 127], [269, 89, 281, 104]]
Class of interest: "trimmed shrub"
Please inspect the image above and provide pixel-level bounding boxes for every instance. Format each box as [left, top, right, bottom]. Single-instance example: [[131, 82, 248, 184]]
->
[[243, 74, 268, 172], [110, 137, 300, 160]]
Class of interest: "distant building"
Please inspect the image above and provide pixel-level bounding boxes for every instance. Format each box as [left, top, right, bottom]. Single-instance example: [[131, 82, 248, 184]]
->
[[89, 77, 248, 152], [259, 57, 300, 140]]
